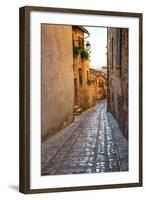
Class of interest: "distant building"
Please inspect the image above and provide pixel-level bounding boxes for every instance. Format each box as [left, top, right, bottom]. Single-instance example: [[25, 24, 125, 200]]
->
[[107, 28, 128, 138], [96, 74, 107, 100], [90, 68, 107, 100]]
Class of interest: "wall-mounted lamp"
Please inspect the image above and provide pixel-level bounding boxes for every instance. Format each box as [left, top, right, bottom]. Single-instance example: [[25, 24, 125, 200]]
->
[[86, 41, 91, 50]]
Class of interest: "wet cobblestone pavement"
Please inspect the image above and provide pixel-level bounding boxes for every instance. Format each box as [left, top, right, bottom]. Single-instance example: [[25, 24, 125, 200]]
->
[[41, 100, 128, 175]]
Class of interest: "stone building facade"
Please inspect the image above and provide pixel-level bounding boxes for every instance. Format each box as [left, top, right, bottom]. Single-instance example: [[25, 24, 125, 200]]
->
[[90, 69, 107, 100], [96, 74, 107, 100], [72, 26, 97, 114], [107, 28, 128, 138]]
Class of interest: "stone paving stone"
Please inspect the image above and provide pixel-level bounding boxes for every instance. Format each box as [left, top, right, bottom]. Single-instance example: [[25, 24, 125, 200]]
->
[[41, 100, 128, 175]]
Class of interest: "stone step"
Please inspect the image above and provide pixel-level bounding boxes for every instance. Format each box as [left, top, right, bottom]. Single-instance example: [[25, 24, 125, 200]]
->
[[74, 105, 82, 115], [74, 112, 81, 115], [74, 105, 80, 110], [75, 108, 82, 113]]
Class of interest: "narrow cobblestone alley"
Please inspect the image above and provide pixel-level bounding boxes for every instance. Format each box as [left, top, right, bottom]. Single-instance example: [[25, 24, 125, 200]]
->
[[41, 100, 128, 175]]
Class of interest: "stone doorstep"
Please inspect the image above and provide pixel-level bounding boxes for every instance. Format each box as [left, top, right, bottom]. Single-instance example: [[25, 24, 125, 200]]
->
[[74, 112, 82, 115], [74, 105, 82, 115], [75, 108, 82, 112], [74, 105, 80, 109]]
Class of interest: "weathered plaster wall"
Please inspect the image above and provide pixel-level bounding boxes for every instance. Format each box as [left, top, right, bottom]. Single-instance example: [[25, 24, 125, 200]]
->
[[41, 24, 74, 140], [107, 28, 128, 138]]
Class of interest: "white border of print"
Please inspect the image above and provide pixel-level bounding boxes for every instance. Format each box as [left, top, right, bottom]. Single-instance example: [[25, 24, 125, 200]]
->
[[30, 11, 139, 189]]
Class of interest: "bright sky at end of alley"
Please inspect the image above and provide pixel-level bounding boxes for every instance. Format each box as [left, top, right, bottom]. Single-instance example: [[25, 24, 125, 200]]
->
[[84, 26, 107, 70]]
